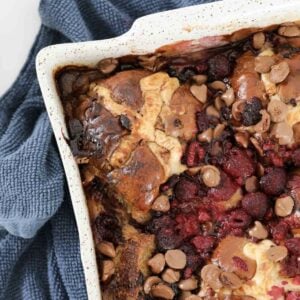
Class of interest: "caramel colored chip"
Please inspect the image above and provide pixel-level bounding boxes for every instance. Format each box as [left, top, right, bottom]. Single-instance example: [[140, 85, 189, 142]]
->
[[235, 132, 249, 148], [219, 271, 243, 289], [214, 123, 226, 139], [249, 221, 268, 239], [269, 61, 290, 84], [255, 56, 276, 73], [278, 25, 300, 37], [206, 105, 220, 118], [101, 260, 115, 282], [190, 84, 207, 104], [197, 128, 213, 143], [266, 245, 288, 262], [152, 195, 170, 212], [178, 277, 198, 291], [275, 195, 294, 217], [200, 264, 223, 290], [165, 249, 187, 269], [151, 283, 175, 299], [213, 236, 256, 280], [253, 110, 270, 133], [97, 241, 116, 258], [267, 98, 288, 123], [148, 253, 166, 274], [209, 81, 226, 92], [162, 268, 180, 284], [232, 100, 245, 121], [192, 74, 207, 85], [253, 32, 265, 49], [221, 87, 235, 106], [201, 165, 221, 188], [144, 276, 162, 294]]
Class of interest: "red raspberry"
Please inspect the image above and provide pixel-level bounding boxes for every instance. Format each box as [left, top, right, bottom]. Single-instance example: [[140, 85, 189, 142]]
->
[[174, 178, 199, 201], [280, 255, 300, 277], [260, 167, 287, 195], [175, 214, 200, 239], [241, 192, 269, 220], [232, 256, 248, 272], [207, 171, 239, 202], [198, 209, 211, 223], [292, 148, 300, 167], [222, 147, 255, 180], [185, 141, 205, 167], [267, 286, 285, 300], [285, 238, 300, 256], [286, 292, 300, 300], [191, 236, 216, 253], [271, 221, 290, 242], [226, 209, 252, 229]]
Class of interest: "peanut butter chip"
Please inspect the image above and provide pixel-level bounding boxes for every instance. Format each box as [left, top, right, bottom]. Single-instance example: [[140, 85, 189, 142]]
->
[[206, 105, 220, 118], [219, 271, 243, 289], [275, 196, 294, 217], [271, 122, 294, 145], [253, 32, 265, 49], [254, 110, 271, 133], [151, 283, 175, 299], [178, 277, 198, 291], [197, 128, 213, 143], [267, 98, 288, 123], [162, 268, 180, 283], [148, 253, 166, 274], [144, 276, 162, 294], [269, 61, 290, 84], [278, 25, 300, 37], [190, 84, 207, 104], [235, 132, 249, 148], [221, 87, 235, 106], [97, 57, 118, 74], [200, 264, 223, 290], [245, 176, 258, 193], [192, 74, 208, 85], [210, 81, 226, 92], [179, 291, 192, 300], [213, 123, 226, 139], [101, 260, 115, 282], [165, 249, 187, 269], [266, 246, 288, 262], [249, 221, 268, 239], [97, 241, 116, 258], [232, 100, 245, 121], [255, 56, 276, 73], [202, 165, 221, 188], [152, 195, 170, 212]]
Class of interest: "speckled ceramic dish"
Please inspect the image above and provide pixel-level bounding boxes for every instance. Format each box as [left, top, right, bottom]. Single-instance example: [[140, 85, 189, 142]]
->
[[36, 0, 300, 299]]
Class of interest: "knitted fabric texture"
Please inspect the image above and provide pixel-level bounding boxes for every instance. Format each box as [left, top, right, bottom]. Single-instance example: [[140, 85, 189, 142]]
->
[[0, 0, 215, 299]]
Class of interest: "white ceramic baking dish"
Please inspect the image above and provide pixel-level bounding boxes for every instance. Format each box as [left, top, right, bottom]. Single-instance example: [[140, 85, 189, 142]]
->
[[36, 0, 300, 298]]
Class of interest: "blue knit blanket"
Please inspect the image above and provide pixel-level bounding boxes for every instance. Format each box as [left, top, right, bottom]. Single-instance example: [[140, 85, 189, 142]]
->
[[0, 0, 214, 298]]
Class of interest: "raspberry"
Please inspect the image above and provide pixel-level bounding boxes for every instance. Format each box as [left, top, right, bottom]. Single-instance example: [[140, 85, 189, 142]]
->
[[174, 178, 200, 201], [285, 238, 300, 256], [286, 292, 300, 300], [260, 167, 287, 195], [292, 148, 300, 167], [280, 255, 300, 277], [191, 236, 216, 253], [271, 221, 290, 242], [232, 256, 248, 272], [198, 209, 211, 223], [267, 286, 285, 300], [226, 209, 252, 229], [222, 147, 255, 180], [156, 228, 183, 251], [207, 171, 239, 202], [241, 192, 269, 219], [175, 214, 200, 239], [185, 141, 205, 167]]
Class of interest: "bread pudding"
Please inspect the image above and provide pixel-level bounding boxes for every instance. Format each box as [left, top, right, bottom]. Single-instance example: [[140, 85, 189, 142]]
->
[[56, 23, 300, 300]]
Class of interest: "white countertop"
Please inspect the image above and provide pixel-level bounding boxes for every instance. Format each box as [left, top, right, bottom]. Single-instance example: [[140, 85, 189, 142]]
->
[[0, 0, 40, 97]]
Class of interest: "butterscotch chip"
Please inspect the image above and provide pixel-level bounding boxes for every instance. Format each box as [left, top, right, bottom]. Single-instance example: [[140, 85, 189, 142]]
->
[[151, 283, 175, 299], [253, 110, 270, 133], [209, 80, 226, 92], [201, 165, 221, 188], [213, 123, 226, 139], [200, 264, 223, 290], [267, 98, 288, 123], [275, 195, 294, 217], [269, 61, 290, 84], [249, 221, 268, 239], [101, 260, 115, 282], [253, 32, 265, 49], [148, 253, 166, 274], [278, 25, 300, 37], [97, 241, 116, 258], [178, 277, 198, 291], [266, 246, 288, 262], [219, 271, 243, 289], [197, 128, 213, 143], [165, 250, 187, 269], [245, 176, 258, 193], [144, 276, 161, 294], [255, 56, 276, 73], [162, 268, 180, 283], [190, 84, 207, 104], [192, 74, 207, 85], [221, 87, 235, 106], [235, 132, 249, 148], [206, 105, 220, 118], [152, 195, 170, 212], [232, 100, 245, 121]]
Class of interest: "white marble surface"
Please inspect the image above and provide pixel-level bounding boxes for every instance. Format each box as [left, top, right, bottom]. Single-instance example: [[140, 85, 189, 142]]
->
[[0, 0, 40, 97]]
